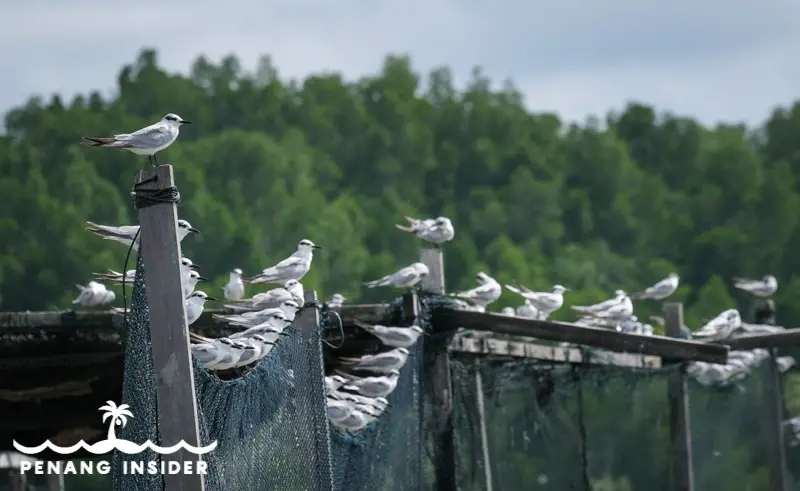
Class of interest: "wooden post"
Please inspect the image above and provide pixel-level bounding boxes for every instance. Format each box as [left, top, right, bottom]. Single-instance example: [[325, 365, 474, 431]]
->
[[759, 299, 789, 491], [420, 248, 445, 294], [46, 472, 64, 491], [136, 165, 204, 491], [296, 290, 334, 491], [664, 303, 694, 491], [474, 358, 493, 491]]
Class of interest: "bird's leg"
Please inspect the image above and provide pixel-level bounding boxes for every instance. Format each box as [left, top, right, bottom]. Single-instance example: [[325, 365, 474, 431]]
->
[[153, 153, 160, 167]]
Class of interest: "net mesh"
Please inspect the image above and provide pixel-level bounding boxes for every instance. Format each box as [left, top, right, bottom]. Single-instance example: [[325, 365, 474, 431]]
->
[[112, 253, 333, 491], [109, 259, 798, 491]]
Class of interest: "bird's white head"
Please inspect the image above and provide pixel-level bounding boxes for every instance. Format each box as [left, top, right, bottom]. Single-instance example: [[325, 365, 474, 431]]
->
[[297, 239, 322, 253], [281, 299, 300, 312], [331, 293, 346, 302], [614, 290, 627, 297], [161, 113, 192, 127], [435, 216, 451, 227], [374, 397, 389, 405], [284, 279, 302, 290], [180, 257, 199, 270], [389, 369, 401, 376], [552, 285, 569, 294], [410, 325, 424, 334], [412, 262, 430, 276], [476, 272, 489, 283], [397, 347, 410, 355], [764, 274, 778, 285], [188, 270, 207, 282], [668, 272, 679, 279], [231, 268, 243, 276], [727, 309, 741, 321], [269, 310, 290, 325], [331, 375, 348, 384], [188, 291, 216, 303], [177, 220, 200, 237]]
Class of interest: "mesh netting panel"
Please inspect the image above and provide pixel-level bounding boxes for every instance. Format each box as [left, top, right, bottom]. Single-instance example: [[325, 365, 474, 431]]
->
[[450, 353, 676, 491], [579, 362, 674, 491], [113, 253, 333, 491], [689, 362, 772, 490], [450, 355, 584, 490]]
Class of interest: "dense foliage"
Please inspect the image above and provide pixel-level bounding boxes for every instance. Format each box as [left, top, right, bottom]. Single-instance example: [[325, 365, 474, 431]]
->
[[2, 49, 799, 331]]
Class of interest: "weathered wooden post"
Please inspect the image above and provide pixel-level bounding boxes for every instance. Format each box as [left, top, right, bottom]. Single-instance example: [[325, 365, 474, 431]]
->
[[420, 248, 445, 294], [664, 303, 694, 491], [474, 358, 493, 491], [757, 299, 789, 491], [295, 290, 334, 491], [135, 165, 204, 491]]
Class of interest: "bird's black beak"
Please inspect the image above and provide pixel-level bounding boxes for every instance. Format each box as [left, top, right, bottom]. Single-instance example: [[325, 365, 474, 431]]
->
[[205, 296, 217, 301], [197, 276, 209, 282], [313, 245, 323, 250], [190, 264, 200, 270], [189, 227, 200, 234], [181, 120, 193, 125]]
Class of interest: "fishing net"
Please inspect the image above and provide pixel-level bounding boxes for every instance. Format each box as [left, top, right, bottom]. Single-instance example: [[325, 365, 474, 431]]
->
[[112, 253, 333, 491], [448, 352, 676, 491]]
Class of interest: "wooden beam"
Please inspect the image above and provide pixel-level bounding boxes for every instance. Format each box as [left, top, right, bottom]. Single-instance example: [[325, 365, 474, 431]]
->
[[765, 347, 789, 491], [420, 248, 445, 294], [474, 359, 493, 491], [450, 336, 662, 368], [431, 349, 456, 491], [723, 329, 800, 350], [135, 165, 204, 491], [435, 309, 728, 364], [664, 303, 694, 491]]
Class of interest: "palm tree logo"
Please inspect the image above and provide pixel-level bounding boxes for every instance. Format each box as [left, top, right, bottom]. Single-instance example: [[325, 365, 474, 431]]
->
[[99, 400, 133, 442]]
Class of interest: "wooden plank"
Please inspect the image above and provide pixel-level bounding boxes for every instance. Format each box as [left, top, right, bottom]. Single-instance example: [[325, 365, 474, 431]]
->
[[723, 329, 800, 350], [431, 350, 456, 491], [664, 303, 694, 491], [296, 291, 334, 491], [449, 335, 662, 368], [764, 347, 789, 491], [420, 248, 446, 294], [135, 165, 204, 491], [436, 309, 728, 364], [474, 359, 493, 491], [0, 304, 391, 331]]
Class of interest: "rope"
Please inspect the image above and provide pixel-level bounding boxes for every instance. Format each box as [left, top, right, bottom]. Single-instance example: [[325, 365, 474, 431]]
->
[[120, 174, 182, 330]]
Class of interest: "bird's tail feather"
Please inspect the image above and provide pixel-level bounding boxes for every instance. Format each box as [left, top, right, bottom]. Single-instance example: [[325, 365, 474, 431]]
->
[[75, 284, 85, 291], [82, 137, 116, 146], [395, 223, 414, 232], [353, 319, 374, 331]]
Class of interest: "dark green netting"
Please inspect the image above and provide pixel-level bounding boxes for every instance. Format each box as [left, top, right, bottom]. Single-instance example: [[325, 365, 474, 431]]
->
[[689, 360, 776, 490], [450, 353, 675, 491], [112, 253, 333, 491]]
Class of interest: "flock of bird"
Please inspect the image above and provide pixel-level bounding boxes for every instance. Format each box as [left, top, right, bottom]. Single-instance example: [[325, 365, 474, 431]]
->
[[72, 113, 793, 434]]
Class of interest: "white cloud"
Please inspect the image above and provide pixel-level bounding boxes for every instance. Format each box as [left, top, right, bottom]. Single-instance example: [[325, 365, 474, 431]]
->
[[2, 0, 799, 125]]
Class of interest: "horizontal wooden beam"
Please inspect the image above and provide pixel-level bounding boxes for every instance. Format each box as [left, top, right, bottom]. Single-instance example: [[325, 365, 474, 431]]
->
[[450, 335, 662, 368], [0, 304, 391, 331], [435, 309, 728, 364], [722, 329, 800, 350]]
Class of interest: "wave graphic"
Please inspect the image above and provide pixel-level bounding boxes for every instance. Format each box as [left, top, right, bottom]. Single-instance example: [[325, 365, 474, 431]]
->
[[12, 438, 217, 456]]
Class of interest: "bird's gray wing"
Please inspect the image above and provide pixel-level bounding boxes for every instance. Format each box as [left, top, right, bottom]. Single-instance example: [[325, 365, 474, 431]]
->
[[391, 266, 419, 285], [121, 125, 172, 148], [266, 256, 303, 273]]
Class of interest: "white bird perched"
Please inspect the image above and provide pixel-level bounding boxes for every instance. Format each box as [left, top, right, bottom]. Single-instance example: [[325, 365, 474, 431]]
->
[[247, 239, 321, 285], [328, 293, 346, 308], [353, 320, 425, 348], [228, 310, 293, 340], [732, 275, 778, 298], [633, 273, 679, 301], [214, 300, 300, 326], [327, 398, 356, 423], [515, 300, 538, 319], [340, 369, 401, 398], [693, 309, 742, 342], [500, 307, 516, 317], [364, 262, 429, 289], [210, 340, 257, 371], [231, 336, 277, 368], [82, 113, 192, 167], [504, 284, 568, 319], [587, 295, 634, 322], [183, 270, 208, 298], [72, 281, 116, 308], [225, 280, 304, 312], [395, 215, 455, 246], [332, 407, 371, 433], [325, 375, 349, 395], [188, 333, 255, 371], [337, 347, 410, 374], [453, 272, 502, 309], [186, 291, 216, 326], [571, 290, 627, 314], [85, 219, 198, 251], [223, 268, 245, 301]]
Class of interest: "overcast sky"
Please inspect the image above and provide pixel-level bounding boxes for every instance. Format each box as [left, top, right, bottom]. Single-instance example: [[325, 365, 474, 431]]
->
[[3, 1, 800, 125]]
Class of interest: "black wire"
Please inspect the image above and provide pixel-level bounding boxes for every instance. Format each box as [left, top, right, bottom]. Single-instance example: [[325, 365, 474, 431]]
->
[[119, 174, 181, 331]]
